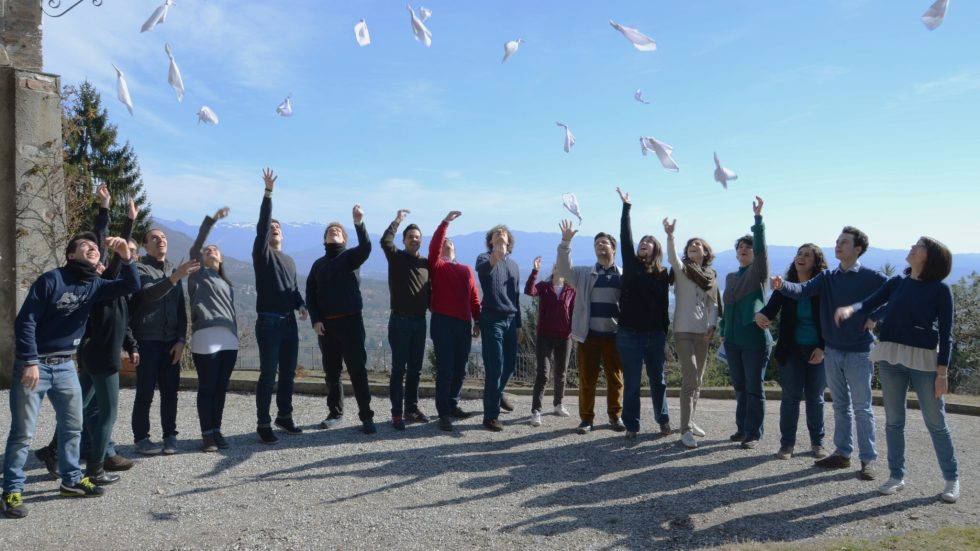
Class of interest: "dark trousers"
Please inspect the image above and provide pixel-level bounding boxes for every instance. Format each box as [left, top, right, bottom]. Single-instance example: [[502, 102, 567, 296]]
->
[[778, 344, 826, 447], [617, 328, 669, 433], [481, 315, 518, 422], [318, 314, 374, 421], [532, 335, 571, 412], [79, 371, 119, 464], [388, 313, 427, 417], [727, 341, 772, 441], [193, 350, 237, 435], [132, 339, 180, 442], [431, 313, 472, 418], [255, 313, 299, 427]]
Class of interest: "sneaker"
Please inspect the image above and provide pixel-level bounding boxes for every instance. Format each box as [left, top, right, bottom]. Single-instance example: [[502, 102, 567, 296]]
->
[[625, 431, 638, 447], [134, 438, 163, 456], [257, 426, 279, 444], [554, 404, 570, 417], [499, 396, 515, 412], [681, 431, 698, 449], [60, 476, 104, 498], [609, 418, 627, 433], [362, 420, 377, 435], [691, 423, 706, 437], [576, 421, 593, 435], [529, 410, 542, 427], [275, 417, 303, 435], [941, 480, 960, 503], [859, 460, 877, 481], [392, 416, 406, 431], [438, 416, 454, 432], [741, 438, 759, 450], [2, 492, 28, 519], [815, 454, 851, 469], [879, 478, 906, 495], [729, 431, 745, 442], [811, 445, 830, 459], [775, 446, 794, 460], [34, 446, 59, 480], [85, 464, 121, 486], [104, 454, 134, 471], [406, 409, 431, 423], [162, 435, 178, 455], [319, 414, 344, 429], [213, 432, 230, 449], [201, 434, 218, 453], [659, 421, 673, 436], [483, 419, 504, 432], [451, 407, 473, 420]]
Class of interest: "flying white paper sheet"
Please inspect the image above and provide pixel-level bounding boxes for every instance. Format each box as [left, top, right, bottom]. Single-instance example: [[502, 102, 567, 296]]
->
[[640, 136, 679, 172], [634, 89, 650, 104], [165, 43, 184, 103], [197, 106, 219, 125], [556, 122, 575, 153], [354, 19, 371, 46], [420, 6, 432, 22], [408, 5, 432, 47], [713, 152, 737, 189], [609, 19, 656, 52], [562, 193, 583, 223], [502, 39, 524, 63], [922, 0, 949, 30], [112, 64, 133, 116], [276, 95, 293, 117], [141, 0, 174, 33]]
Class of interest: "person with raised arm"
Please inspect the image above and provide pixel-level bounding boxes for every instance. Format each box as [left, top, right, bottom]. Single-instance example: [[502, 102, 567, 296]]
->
[[718, 196, 772, 450], [556, 219, 625, 435], [524, 255, 575, 427], [663, 216, 721, 449], [429, 211, 481, 431], [834, 237, 959, 502], [2, 232, 140, 518], [252, 168, 308, 444], [188, 207, 239, 452], [380, 209, 431, 430], [771, 225, 887, 480], [615, 188, 671, 446], [755, 244, 829, 461], [307, 205, 376, 434]]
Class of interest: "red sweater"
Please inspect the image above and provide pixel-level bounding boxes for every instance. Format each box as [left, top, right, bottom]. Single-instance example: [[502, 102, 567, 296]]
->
[[428, 221, 481, 323], [524, 269, 575, 339]]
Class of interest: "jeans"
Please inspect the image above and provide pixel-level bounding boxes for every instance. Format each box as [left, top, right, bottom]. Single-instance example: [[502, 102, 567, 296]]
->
[[727, 341, 771, 441], [879, 361, 958, 481], [576, 334, 624, 424], [824, 346, 877, 462], [481, 315, 518, 421], [431, 313, 472, 418], [617, 328, 668, 433], [193, 350, 237, 435], [255, 313, 299, 427], [79, 371, 119, 464], [531, 335, 571, 412], [388, 313, 427, 417], [318, 314, 373, 421], [778, 344, 826, 448], [132, 339, 180, 442], [676, 332, 709, 434], [3, 360, 84, 493]]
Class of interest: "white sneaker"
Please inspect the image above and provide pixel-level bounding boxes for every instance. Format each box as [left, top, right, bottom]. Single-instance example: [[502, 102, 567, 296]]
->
[[691, 423, 706, 437], [941, 480, 960, 503], [319, 415, 344, 429], [681, 431, 698, 449], [878, 478, 905, 495], [554, 404, 570, 417], [530, 410, 542, 427]]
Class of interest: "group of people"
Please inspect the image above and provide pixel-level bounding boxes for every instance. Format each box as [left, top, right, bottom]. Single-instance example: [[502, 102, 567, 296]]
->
[[2, 169, 961, 520]]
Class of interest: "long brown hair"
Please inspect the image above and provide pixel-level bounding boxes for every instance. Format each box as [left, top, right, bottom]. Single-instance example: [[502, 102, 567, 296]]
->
[[786, 243, 827, 283], [639, 235, 668, 278]]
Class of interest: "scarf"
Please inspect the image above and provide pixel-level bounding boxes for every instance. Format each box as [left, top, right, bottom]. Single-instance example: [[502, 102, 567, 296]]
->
[[325, 243, 346, 259], [65, 259, 99, 282]]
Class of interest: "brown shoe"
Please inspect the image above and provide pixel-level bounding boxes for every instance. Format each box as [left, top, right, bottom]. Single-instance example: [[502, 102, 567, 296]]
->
[[499, 396, 515, 413], [815, 454, 851, 469], [775, 446, 793, 460], [483, 419, 504, 432], [811, 445, 829, 459], [103, 454, 134, 472]]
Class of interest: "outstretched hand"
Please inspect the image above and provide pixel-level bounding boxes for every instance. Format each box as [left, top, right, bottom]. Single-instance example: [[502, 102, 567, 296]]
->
[[262, 168, 277, 191], [662, 217, 676, 236], [532, 256, 542, 271], [213, 207, 230, 221], [559, 219, 578, 242], [753, 196, 765, 216], [616, 187, 630, 204], [174, 258, 201, 279], [97, 183, 110, 208], [770, 275, 784, 291], [395, 209, 410, 223], [444, 211, 462, 223]]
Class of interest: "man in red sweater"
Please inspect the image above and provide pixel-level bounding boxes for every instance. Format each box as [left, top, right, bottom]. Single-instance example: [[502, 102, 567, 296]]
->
[[429, 211, 481, 431]]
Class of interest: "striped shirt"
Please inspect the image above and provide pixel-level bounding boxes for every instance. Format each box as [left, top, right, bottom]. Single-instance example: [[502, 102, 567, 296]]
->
[[588, 264, 621, 336]]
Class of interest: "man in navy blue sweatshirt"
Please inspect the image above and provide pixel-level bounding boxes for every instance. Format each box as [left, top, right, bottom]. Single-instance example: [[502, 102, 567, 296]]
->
[[773, 226, 887, 480], [3, 233, 140, 519]]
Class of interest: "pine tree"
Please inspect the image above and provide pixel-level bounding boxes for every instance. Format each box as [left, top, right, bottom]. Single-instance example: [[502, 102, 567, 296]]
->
[[63, 81, 152, 238]]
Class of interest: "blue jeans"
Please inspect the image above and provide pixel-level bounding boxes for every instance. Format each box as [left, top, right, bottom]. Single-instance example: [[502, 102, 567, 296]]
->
[[879, 361, 958, 481], [778, 344, 826, 447], [255, 313, 299, 427], [480, 315, 518, 421], [823, 347, 877, 462], [727, 342, 771, 441], [193, 350, 237, 434], [431, 313, 472, 418], [388, 313, 427, 417], [132, 340, 180, 442], [4, 360, 84, 493], [617, 328, 668, 433]]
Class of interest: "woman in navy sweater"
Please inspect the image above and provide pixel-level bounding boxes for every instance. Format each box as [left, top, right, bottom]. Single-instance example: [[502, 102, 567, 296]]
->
[[835, 236, 959, 503]]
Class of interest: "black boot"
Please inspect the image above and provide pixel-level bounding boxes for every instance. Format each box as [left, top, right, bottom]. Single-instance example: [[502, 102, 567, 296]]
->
[[85, 462, 120, 486]]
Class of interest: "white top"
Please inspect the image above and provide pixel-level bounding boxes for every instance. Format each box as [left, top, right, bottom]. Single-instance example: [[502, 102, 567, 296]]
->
[[667, 236, 720, 334], [191, 326, 239, 355], [870, 341, 938, 372]]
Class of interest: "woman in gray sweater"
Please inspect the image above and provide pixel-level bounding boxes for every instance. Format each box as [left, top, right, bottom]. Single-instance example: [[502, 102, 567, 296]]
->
[[188, 207, 238, 452]]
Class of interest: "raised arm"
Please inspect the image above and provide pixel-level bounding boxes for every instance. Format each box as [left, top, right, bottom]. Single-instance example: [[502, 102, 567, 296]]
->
[[524, 256, 542, 296], [556, 219, 577, 282], [429, 211, 461, 270], [663, 218, 681, 271], [348, 205, 372, 269], [253, 168, 277, 258], [104, 198, 138, 280], [749, 196, 768, 284], [94, 183, 110, 258], [381, 209, 409, 259], [92, 237, 142, 301], [617, 188, 637, 268]]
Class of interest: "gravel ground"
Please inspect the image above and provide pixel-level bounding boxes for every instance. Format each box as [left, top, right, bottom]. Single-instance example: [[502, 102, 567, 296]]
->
[[0, 388, 976, 550]]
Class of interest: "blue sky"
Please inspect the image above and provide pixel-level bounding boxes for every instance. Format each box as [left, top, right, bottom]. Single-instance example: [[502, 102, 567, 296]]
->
[[42, 1, 980, 253]]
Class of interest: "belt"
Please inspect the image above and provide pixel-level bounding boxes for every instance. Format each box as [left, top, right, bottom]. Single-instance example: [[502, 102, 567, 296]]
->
[[38, 355, 73, 365], [325, 312, 357, 321]]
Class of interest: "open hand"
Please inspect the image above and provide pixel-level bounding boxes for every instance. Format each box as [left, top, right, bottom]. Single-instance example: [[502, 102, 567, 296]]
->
[[559, 219, 578, 242], [444, 211, 462, 223], [616, 187, 630, 204], [262, 168, 277, 191], [662, 217, 676, 236], [753, 196, 764, 216]]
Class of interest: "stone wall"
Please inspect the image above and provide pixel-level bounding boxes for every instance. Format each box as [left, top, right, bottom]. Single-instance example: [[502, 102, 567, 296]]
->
[[0, 0, 44, 72]]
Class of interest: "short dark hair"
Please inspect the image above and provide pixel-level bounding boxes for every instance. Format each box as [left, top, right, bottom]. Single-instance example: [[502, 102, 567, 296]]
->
[[403, 224, 421, 239], [905, 236, 952, 282], [485, 225, 515, 253], [270, 218, 281, 227], [142, 228, 165, 244], [786, 243, 828, 283], [324, 222, 348, 243], [734, 234, 753, 250], [681, 237, 714, 267], [594, 232, 617, 250], [841, 226, 869, 257], [66, 231, 98, 259]]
